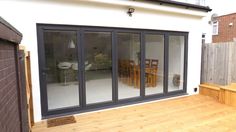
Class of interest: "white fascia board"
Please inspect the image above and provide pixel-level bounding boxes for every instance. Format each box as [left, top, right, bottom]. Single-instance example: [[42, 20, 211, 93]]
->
[[85, 0, 208, 17]]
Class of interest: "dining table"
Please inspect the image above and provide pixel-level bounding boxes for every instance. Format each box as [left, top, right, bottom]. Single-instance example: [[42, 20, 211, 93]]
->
[[131, 65, 158, 88]]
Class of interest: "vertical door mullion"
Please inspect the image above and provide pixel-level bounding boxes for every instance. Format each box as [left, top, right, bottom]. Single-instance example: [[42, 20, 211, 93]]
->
[[112, 31, 118, 102], [164, 33, 169, 94], [80, 29, 86, 107], [77, 30, 83, 108], [183, 34, 188, 93], [140, 32, 145, 97]]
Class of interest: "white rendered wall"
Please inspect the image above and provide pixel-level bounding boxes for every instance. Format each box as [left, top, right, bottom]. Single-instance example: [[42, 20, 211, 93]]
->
[[0, 0, 207, 122]]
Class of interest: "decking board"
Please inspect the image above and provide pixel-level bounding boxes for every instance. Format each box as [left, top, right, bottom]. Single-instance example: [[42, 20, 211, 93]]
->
[[32, 95, 236, 132]]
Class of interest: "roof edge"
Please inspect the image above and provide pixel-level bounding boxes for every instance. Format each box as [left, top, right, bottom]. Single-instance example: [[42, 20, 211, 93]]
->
[[146, 0, 212, 12], [0, 17, 22, 44], [0, 17, 22, 37], [217, 12, 236, 18]]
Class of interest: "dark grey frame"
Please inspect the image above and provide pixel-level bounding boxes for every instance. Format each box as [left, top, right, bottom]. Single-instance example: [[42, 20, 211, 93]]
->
[[37, 24, 188, 118]]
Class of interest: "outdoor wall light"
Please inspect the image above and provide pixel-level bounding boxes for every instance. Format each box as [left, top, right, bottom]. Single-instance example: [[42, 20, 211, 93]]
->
[[127, 7, 135, 17], [229, 22, 233, 27]]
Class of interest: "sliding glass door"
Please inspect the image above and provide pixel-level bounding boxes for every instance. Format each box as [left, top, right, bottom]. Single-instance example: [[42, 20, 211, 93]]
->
[[38, 24, 187, 117]]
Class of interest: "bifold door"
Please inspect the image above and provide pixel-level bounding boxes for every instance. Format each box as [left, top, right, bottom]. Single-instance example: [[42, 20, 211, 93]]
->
[[38, 25, 187, 117], [41, 30, 80, 112], [83, 31, 113, 104]]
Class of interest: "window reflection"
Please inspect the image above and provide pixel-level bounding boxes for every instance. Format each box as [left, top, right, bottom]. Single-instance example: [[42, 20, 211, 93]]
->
[[84, 32, 112, 104], [117, 33, 141, 99], [145, 34, 164, 95], [168, 36, 185, 92], [44, 31, 79, 110]]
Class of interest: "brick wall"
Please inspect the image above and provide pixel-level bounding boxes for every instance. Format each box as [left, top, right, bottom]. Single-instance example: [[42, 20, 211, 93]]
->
[[213, 13, 236, 43], [0, 40, 21, 132]]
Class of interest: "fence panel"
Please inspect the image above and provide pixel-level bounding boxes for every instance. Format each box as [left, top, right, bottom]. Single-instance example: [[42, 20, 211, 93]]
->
[[231, 44, 236, 82], [201, 42, 236, 85]]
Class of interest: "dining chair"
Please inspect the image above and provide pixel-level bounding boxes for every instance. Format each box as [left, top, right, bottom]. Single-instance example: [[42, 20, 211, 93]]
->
[[123, 60, 130, 84], [151, 59, 158, 87], [151, 59, 158, 68], [118, 59, 122, 78], [133, 64, 140, 88], [145, 59, 151, 68], [128, 60, 135, 86], [145, 59, 152, 87], [119, 59, 125, 82]]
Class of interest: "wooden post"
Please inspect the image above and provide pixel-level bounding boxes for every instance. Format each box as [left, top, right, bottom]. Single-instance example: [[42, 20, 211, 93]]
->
[[19, 46, 34, 130]]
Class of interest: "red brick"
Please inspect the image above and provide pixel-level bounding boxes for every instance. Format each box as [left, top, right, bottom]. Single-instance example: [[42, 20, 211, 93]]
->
[[213, 13, 236, 43]]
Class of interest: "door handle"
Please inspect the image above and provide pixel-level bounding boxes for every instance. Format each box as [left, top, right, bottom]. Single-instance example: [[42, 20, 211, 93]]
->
[[42, 67, 50, 75]]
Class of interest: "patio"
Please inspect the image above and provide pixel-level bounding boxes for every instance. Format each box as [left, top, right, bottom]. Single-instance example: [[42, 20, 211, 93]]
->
[[32, 95, 236, 132]]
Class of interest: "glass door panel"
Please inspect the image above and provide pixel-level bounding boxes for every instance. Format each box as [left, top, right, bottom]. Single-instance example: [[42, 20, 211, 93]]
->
[[117, 33, 141, 99], [44, 31, 79, 110], [84, 31, 112, 104], [168, 36, 185, 92], [145, 34, 164, 95]]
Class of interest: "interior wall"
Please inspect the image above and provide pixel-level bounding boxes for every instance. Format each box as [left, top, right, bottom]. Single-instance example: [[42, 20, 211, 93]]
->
[[118, 34, 140, 65], [118, 39, 131, 60], [85, 33, 112, 59], [0, 0, 206, 122], [169, 36, 185, 75]]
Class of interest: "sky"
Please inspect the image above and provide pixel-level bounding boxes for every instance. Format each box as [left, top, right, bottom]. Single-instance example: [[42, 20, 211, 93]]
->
[[206, 0, 236, 16]]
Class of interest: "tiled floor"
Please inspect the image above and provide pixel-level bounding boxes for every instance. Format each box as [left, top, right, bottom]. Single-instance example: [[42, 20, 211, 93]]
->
[[47, 79, 166, 110]]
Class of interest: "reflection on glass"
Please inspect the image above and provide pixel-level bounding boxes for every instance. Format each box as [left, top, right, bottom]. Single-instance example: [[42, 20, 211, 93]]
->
[[145, 34, 164, 95], [84, 32, 112, 104], [117, 33, 141, 99], [168, 36, 185, 92], [44, 31, 79, 110]]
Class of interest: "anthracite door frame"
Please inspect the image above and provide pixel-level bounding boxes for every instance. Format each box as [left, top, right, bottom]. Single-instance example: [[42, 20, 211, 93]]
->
[[37, 24, 188, 119]]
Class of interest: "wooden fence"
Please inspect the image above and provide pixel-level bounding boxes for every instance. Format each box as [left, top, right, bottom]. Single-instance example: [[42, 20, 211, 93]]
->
[[201, 42, 236, 85]]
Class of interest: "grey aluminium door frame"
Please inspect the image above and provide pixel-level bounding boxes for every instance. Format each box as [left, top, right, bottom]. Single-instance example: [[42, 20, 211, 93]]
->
[[37, 23, 188, 119], [37, 25, 82, 117]]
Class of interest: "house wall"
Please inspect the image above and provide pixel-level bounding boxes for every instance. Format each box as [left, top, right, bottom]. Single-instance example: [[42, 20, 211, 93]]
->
[[0, 0, 207, 122], [213, 13, 236, 43]]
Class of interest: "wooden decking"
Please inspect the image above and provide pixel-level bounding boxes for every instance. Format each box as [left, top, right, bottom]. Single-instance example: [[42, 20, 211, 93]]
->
[[32, 95, 236, 132]]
